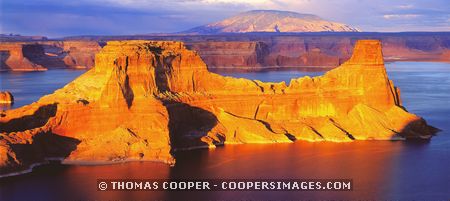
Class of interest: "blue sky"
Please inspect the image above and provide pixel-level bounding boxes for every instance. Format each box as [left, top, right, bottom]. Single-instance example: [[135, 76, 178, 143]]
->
[[1, 0, 449, 37]]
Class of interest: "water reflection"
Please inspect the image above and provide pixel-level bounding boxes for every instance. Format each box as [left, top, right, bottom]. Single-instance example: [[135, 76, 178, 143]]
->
[[0, 162, 171, 200], [0, 103, 12, 111], [2, 140, 446, 200]]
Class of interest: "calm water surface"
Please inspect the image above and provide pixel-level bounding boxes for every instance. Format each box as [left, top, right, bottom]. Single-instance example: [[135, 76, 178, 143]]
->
[[0, 62, 449, 200], [0, 69, 86, 109]]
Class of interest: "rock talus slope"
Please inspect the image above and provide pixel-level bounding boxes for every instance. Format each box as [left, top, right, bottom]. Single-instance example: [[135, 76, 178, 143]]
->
[[0, 40, 437, 176]]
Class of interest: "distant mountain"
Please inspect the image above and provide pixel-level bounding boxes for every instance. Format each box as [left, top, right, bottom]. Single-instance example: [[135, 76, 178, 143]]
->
[[182, 10, 360, 34]]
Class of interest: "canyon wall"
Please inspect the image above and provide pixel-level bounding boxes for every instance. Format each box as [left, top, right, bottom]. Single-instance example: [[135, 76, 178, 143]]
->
[[1, 33, 449, 71], [0, 43, 46, 71], [0, 40, 437, 175], [66, 32, 449, 67], [186, 34, 449, 68], [0, 41, 102, 71], [187, 41, 270, 68]]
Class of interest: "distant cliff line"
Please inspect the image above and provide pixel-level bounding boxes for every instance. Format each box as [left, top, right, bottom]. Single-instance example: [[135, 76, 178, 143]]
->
[[1, 32, 449, 71]]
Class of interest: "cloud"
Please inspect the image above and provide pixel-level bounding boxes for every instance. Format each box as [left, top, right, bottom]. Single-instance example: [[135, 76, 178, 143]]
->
[[397, 4, 414, 9], [383, 14, 421, 20], [72, 0, 264, 11], [1, 0, 449, 36]]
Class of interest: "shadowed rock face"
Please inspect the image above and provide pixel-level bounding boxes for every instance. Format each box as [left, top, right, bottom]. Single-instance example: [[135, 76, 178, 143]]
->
[[186, 35, 450, 69], [0, 43, 46, 71], [2, 33, 449, 71], [0, 40, 437, 176], [0, 41, 101, 71]]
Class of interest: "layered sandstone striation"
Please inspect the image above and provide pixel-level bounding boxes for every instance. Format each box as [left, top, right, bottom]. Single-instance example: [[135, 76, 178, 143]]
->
[[0, 40, 437, 175], [36, 40, 102, 69], [0, 41, 101, 71], [187, 42, 270, 68], [2, 33, 449, 71], [186, 35, 450, 69], [0, 43, 47, 71]]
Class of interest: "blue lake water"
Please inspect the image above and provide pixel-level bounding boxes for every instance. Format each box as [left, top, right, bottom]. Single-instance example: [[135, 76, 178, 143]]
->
[[0, 62, 449, 200], [0, 69, 86, 109]]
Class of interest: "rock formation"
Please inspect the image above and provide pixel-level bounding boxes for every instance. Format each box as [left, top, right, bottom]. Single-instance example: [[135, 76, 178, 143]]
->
[[36, 40, 102, 69], [0, 91, 14, 104], [0, 41, 101, 71], [2, 33, 449, 71], [0, 40, 437, 176], [0, 43, 47, 71], [183, 10, 360, 34], [187, 41, 270, 68], [0, 34, 48, 41], [185, 35, 450, 69]]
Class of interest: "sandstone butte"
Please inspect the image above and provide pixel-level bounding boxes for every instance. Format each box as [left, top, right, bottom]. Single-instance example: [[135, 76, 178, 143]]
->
[[0, 40, 438, 176]]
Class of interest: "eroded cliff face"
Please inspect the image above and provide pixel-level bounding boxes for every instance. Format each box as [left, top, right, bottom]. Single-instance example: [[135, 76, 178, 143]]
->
[[2, 33, 449, 71], [186, 35, 449, 69], [39, 41, 102, 69], [187, 42, 270, 68], [0, 43, 47, 71], [0, 41, 101, 71], [0, 40, 437, 176]]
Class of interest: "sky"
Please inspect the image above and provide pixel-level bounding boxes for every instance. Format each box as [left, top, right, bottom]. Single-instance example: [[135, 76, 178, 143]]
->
[[1, 0, 449, 37]]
